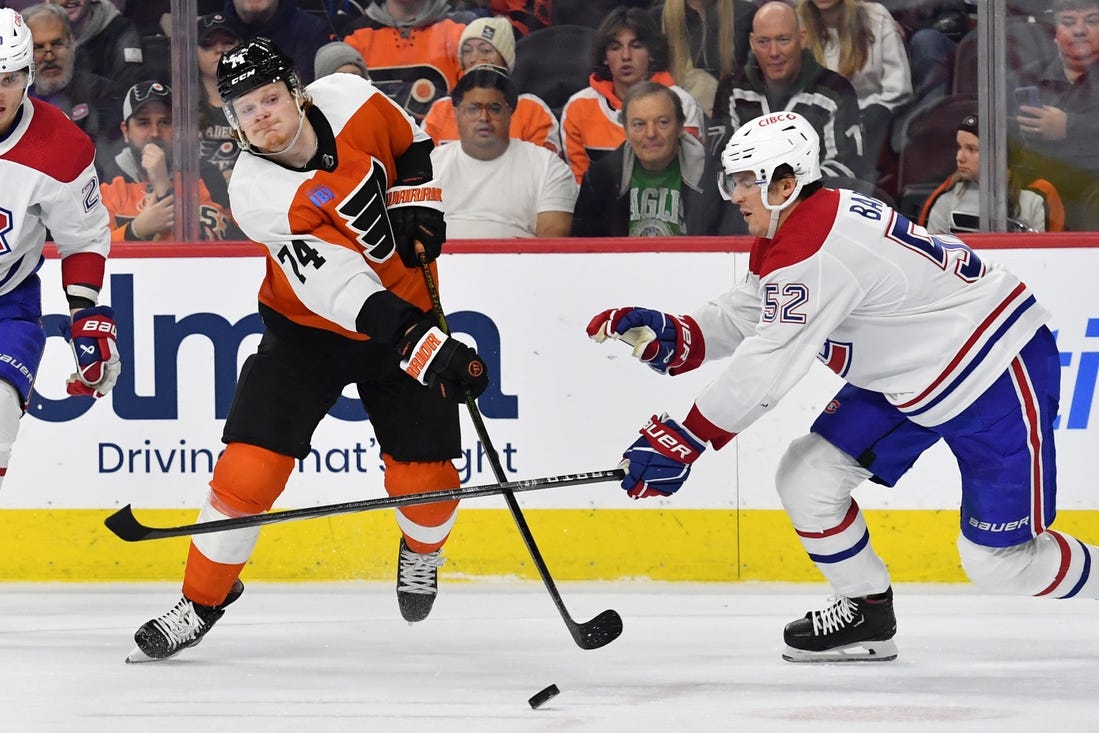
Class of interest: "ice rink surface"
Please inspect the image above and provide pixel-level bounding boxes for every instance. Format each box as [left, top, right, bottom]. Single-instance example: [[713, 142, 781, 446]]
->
[[0, 581, 1094, 732]]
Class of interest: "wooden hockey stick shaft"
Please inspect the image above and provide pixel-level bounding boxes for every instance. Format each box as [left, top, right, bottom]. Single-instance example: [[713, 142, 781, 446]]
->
[[414, 244, 623, 650]]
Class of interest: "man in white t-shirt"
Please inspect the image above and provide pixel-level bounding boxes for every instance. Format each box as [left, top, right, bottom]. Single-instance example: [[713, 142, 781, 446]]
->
[[430, 66, 577, 238]]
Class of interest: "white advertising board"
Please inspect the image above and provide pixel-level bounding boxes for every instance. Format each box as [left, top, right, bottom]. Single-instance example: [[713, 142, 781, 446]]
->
[[4, 248, 1097, 512]]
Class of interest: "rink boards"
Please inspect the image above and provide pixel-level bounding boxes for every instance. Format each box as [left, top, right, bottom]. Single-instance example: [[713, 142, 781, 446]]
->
[[2, 236, 1097, 581]]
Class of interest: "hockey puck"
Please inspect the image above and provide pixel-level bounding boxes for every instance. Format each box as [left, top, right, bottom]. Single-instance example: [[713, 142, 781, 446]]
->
[[528, 683, 560, 709]]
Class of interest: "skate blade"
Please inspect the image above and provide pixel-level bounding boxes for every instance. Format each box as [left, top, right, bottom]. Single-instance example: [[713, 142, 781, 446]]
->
[[125, 645, 159, 664], [782, 638, 898, 663]]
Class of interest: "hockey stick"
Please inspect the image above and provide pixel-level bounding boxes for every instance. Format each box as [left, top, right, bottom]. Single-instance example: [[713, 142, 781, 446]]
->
[[415, 245, 624, 650], [103, 469, 624, 543]]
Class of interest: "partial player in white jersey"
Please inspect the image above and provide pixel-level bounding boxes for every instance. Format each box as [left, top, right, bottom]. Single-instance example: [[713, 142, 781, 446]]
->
[[587, 111, 1099, 662], [0, 8, 120, 488]]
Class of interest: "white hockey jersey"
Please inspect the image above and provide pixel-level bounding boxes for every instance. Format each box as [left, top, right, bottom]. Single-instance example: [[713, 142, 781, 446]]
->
[[0, 98, 110, 296], [687, 187, 1050, 439]]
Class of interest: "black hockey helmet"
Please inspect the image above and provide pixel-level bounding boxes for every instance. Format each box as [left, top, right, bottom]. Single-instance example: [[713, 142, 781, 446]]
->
[[217, 37, 307, 149], [216, 36, 303, 105]]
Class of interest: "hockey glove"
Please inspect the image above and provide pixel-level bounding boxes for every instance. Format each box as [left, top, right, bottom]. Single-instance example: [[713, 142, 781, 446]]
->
[[586, 307, 703, 374], [619, 414, 706, 499], [387, 183, 446, 267], [397, 316, 489, 402], [62, 305, 121, 398]]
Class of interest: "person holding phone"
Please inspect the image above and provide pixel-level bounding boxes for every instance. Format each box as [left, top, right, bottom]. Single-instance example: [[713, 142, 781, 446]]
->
[[1008, 0, 1099, 230]]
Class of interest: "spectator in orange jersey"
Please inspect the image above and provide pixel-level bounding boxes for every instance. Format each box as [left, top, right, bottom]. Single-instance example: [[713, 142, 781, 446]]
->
[[421, 15, 560, 153], [99, 81, 239, 241], [342, 0, 468, 121], [560, 6, 705, 184]]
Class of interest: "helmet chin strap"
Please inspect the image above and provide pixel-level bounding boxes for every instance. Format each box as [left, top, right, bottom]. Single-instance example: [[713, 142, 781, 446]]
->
[[759, 179, 804, 239]]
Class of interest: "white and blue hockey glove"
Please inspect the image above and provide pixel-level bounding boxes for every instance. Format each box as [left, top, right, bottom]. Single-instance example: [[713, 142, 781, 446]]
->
[[619, 414, 706, 499], [61, 305, 121, 398], [586, 307, 703, 374]]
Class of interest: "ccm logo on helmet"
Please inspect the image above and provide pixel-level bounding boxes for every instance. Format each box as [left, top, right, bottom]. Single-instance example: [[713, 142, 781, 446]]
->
[[758, 113, 798, 127], [228, 69, 257, 86]]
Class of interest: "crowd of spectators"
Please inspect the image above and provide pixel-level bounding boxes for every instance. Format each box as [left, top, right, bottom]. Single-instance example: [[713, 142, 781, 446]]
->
[[9, 0, 1097, 239]]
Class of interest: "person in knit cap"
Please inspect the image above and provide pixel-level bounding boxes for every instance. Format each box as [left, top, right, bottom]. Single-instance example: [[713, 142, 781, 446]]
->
[[421, 15, 560, 154], [560, 6, 704, 184], [314, 41, 370, 80], [919, 112, 1064, 234]]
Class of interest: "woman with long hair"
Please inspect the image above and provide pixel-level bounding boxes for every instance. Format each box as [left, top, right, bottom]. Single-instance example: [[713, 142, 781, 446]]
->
[[657, 0, 756, 115], [797, 0, 912, 168]]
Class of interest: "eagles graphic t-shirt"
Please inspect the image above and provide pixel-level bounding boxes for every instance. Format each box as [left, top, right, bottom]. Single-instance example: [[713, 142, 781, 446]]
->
[[628, 159, 684, 237]]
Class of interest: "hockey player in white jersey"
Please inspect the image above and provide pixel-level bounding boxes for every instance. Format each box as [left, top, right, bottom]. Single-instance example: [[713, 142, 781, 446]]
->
[[0, 8, 120, 487], [587, 111, 1099, 662]]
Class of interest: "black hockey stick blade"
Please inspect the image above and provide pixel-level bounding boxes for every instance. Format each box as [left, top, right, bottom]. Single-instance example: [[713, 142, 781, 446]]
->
[[414, 245, 624, 651], [571, 608, 624, 650], [104, 469, 625, 542]]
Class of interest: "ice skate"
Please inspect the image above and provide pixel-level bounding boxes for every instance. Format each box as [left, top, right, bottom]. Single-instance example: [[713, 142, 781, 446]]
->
[[126, 579, 245, 663], [782, 587, 898, 662], [397, 538, 445, 623]]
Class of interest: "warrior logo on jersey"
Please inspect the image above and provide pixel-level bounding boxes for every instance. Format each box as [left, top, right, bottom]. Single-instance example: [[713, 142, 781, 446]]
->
[[335, 159, 397, 263], [0, 207, 12, 255]]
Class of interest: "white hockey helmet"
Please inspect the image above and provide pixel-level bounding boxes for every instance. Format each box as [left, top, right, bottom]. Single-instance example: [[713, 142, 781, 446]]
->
[[718, 112, 821, 212], [0, 8, 35, 89]]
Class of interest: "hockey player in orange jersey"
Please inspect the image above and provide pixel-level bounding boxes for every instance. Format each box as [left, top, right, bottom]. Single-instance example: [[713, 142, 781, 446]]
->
[[421, 15, 561, 154], [127, 38, 490, 662]]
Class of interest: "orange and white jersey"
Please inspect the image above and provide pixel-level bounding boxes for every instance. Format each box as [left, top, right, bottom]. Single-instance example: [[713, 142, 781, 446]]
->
[[421, 92, 561, 154], [342, 20, 466, 121], [228, 74, 435, 340], [560, 72, 704, 183]]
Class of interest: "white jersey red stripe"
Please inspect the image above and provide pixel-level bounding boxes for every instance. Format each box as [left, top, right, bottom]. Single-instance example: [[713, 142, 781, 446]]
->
[[685, 188, 1051, 438]]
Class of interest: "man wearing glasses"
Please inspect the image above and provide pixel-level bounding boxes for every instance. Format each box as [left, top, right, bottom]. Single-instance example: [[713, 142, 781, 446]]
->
[[22, 3, 119, 160], [431, 66, 576, 238], [713, 0, 869, 184]]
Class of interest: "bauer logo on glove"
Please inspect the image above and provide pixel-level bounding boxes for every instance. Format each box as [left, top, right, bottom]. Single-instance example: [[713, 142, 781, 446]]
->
[[62, 305, 122, 399], [618, 413, 706, 499]]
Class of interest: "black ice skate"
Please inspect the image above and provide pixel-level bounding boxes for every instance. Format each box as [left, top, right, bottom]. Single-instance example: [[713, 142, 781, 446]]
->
[[127, 579, 245, 663], [782, 587, 898, 662], [397, 538, 445, 623]]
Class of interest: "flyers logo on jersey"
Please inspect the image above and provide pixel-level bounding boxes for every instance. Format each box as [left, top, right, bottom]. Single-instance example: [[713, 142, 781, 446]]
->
[[335, 160, 396, 263]]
